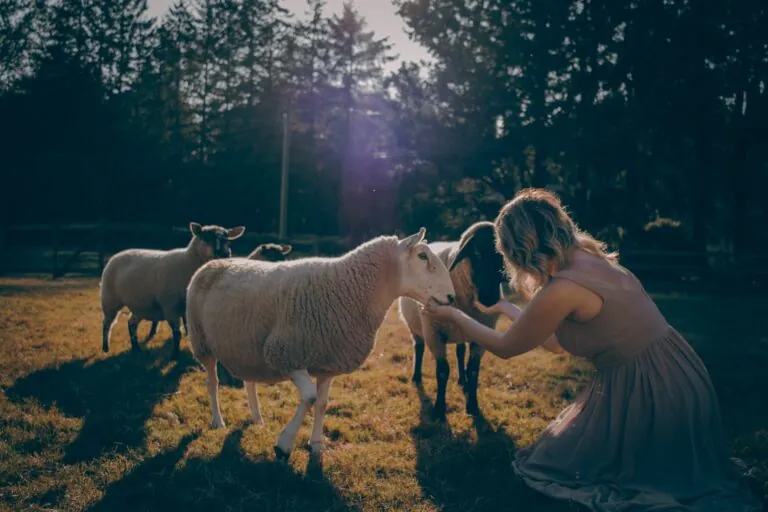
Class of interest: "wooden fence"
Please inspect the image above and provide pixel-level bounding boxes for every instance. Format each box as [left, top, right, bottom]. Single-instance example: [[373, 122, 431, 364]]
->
[[0, 223, 350, 278], [1, 223, 767, 292]]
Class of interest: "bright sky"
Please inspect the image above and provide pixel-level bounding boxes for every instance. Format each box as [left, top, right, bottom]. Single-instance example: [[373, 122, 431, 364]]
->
[[146, 0, 431, 73]]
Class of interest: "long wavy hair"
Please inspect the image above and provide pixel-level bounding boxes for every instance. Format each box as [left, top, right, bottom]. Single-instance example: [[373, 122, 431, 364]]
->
[[494, 188, 618, 298]]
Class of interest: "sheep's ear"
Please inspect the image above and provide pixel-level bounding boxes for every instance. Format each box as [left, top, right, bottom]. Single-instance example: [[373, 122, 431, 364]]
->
[[398, 227, 426, 251], [247, 246, 263, 259], [189, 222, 203, 237], [448, 233, 476, 271], [280, 244, 293, 255], [227, 226, 245, 240]]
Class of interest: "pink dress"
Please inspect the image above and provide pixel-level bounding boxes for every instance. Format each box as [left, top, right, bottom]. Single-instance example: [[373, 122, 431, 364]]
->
[[512, 255, 763, 511]]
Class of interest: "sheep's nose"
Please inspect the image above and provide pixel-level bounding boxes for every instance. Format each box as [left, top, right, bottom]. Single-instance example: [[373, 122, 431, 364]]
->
[[447, 294, 456, 305]]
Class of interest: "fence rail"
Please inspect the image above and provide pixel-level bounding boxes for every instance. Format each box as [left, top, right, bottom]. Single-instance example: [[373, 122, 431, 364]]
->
[[1, 222, 350, 278], [1, 223, 767, 291]]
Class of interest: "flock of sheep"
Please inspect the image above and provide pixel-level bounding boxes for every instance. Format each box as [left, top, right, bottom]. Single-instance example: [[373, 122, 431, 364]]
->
[[99, 221, 507, 460]]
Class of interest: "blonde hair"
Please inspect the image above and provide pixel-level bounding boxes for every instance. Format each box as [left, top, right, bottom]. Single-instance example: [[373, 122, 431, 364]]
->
[[494, 188, 618, 298]]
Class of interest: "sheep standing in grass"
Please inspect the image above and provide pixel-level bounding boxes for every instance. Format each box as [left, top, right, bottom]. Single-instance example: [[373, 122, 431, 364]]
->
[[100, 222, 245, 357], [185, 228, 456, 460], [398, 221, 507, 419], [140, 242, 294, 346]]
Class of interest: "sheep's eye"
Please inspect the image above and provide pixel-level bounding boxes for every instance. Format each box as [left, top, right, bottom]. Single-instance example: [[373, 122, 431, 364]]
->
[[418, 252, 428, 261]]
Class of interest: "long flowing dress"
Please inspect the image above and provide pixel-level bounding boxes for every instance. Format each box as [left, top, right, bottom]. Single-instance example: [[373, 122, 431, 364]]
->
[[511, 255, 764, 511]]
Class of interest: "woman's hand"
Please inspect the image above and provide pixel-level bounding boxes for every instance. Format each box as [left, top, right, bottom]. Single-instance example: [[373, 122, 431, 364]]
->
[[422, 300, 460, 323]]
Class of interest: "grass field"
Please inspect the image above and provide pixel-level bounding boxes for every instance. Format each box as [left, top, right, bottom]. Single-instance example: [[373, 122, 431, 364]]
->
[[0, 277, 766, 511]]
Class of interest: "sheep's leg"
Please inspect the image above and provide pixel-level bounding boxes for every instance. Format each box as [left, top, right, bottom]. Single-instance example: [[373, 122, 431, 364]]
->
[[166, 317, 183, 358], [181, 315, 188, 336], [245, 381, 264, 425], [465, 342, 485, 416], [309, 376, 332, 454], [456, 342, 467, 388], [275, 370, 317, 461], [423, 327, 449, 421], [434, 356, 450, 421], [127, 313, 142, 352], [201, 356, 225, 428], [142, 321, 158, 343], [101, 307, 120, 353], [411, 334, 425, 384]]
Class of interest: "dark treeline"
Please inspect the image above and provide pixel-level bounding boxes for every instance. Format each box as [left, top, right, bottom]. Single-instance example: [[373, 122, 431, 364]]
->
[[1, 0, 766, 254]]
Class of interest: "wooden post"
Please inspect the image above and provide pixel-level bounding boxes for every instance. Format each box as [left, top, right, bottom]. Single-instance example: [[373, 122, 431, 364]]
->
[[312, 234, 320, 256], [279, 111, 290, 240], [51, 223, 61, 279], [0, 222, 6, 276], [97, 221, 107, 275]]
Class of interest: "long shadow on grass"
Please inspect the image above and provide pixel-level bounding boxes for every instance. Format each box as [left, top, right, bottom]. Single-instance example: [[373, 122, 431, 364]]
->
[[411, 386, 579, 512], [6, 346, 195, 465], [86, 428, 354, 512]]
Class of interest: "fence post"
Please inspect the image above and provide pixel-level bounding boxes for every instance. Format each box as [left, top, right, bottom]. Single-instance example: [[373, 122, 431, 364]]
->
[[51, 223, 61, 279], [0, 223, 6, 276], [97, 221, 107, 275]]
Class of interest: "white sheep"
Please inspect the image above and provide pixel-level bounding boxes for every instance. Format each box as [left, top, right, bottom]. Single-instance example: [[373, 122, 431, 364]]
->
[[139, 242, 294, 346], [185, 228, 456, 460], [99, 222, 245, 357], [398, 221, 507, 419]]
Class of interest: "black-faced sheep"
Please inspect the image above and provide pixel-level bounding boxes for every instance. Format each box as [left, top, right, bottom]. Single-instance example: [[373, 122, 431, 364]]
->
[[398, 221, 507, 419], [185, 228, 456, 460], [247, 243, 293, 261], [99, 222, 245, 357]]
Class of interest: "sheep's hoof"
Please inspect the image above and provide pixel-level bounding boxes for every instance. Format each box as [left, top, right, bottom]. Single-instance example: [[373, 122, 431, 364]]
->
[[248, 416, 265, 426], [432, 405, 447, 422], [466, 401, 479, 416], [211, 418, 226, 429], [274, 445, 291, 462], [102, 344, 109, 353], [308, 441, 326, 454], [301, 391, 317, 406], [458, 375, 466, 387], [130, 344, 142, 353]]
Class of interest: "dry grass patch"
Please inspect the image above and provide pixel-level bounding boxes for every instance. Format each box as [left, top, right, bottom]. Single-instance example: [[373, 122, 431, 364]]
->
[[0, 277, 765, 511]]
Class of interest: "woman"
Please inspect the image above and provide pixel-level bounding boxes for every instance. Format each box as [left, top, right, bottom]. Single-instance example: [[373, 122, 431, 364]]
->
[[425, 188, 763, 511]]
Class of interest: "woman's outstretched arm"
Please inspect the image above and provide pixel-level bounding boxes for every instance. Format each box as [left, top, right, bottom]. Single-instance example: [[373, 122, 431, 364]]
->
[[474, 298, 564, 354], [426, 280, 577, 359]]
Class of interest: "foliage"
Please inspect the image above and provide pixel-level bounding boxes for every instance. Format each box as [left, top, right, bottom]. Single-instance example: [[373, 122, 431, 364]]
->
[[0, 0, 766, 252]]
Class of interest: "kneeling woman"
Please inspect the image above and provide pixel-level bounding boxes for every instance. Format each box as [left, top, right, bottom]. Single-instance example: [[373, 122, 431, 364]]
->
[[425, 188, 763, 511]]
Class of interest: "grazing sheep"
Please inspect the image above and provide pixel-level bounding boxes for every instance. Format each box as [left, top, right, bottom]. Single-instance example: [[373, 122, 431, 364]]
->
[[140, 242, 294, 346], [185, 228, 456, 460], [100, 222, 245, 357], [398, 221, 506, 419]]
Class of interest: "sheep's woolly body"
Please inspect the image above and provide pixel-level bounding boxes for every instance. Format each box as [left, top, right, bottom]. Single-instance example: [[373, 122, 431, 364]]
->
[[187, 236, 401, 382], [100, 238, 212, 322]]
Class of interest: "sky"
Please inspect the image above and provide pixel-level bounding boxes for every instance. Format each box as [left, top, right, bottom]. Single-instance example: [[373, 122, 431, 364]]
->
[[146, 0, 432, 73]]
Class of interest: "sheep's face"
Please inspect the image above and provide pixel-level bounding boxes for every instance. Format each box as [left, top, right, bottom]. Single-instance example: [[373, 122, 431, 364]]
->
[[189, 222, 246, 259], [449, 222, 505, 308], [396, 228, 456, 306], [247, 243, 292, 262]]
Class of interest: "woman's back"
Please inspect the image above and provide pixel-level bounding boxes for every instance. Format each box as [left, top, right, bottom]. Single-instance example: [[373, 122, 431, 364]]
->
[[552, 251, 675, 369]]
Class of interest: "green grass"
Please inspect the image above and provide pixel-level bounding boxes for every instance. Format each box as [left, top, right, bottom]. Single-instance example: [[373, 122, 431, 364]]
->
[[0, 278, 765, 511]]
